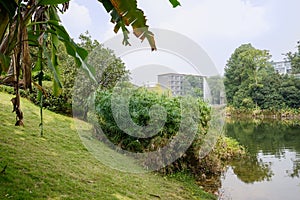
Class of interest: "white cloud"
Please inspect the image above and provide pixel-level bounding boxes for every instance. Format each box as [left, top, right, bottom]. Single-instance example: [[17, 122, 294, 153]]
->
[[60, 0, 300, 75], [60, 1, 92, 39], [102, 22, 117, 41], [157, 0, 269, 39], [134, 0, 271, 74], [98, 0, 269, 45]]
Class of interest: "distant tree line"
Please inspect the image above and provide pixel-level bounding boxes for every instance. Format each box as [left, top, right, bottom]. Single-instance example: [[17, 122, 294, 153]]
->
[[224, 43, 300, 110]]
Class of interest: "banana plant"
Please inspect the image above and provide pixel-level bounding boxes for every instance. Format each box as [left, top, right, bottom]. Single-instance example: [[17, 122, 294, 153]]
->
[[0, 0, 180, 131]]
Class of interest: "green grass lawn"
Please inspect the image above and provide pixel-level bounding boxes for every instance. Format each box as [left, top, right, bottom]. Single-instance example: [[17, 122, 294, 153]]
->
[[0, 92, 215, 200]]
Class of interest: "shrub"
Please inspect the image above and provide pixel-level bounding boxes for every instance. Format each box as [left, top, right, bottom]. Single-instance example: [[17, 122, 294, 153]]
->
[[0, 83, 72, 116], [93, 86, 212, 173]]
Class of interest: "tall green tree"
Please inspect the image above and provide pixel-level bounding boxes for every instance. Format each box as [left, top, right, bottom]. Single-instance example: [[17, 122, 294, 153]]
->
[[224, 44, 271, 108], [68, 32, 129, 120], [279, 75, 300, 109], [225, 43, 300, 110], [249, 71, 284, 110]]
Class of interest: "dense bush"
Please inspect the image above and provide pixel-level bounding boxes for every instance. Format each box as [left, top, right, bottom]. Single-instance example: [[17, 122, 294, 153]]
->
[[93, 86, 215, 173], [0, 83, 72, 115]]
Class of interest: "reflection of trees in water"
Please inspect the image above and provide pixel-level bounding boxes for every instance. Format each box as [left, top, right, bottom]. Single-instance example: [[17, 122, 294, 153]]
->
[[230, 156, 273, 183], [225, 119, 300, 182]]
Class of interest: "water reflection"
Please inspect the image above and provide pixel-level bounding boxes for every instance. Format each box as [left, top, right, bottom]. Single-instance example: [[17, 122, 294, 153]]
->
[[230, 156, 273, 184], [220, 119, 300, 200]]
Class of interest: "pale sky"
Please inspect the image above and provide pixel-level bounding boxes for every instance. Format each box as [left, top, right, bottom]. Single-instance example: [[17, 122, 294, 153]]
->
[[60, 0, 300, 75]]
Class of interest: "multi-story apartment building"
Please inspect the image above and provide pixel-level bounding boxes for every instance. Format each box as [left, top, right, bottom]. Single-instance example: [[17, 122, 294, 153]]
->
[[158, 73, 185, 96], [157, 73, 207, 98], [271, 61, 292, 75]]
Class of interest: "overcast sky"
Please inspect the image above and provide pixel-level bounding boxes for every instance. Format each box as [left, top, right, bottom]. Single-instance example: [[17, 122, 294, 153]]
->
[[60, 0, 300, 75]]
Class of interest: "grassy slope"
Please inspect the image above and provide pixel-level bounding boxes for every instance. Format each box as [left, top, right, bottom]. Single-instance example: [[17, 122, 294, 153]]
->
[[0, 92, 215, 200]]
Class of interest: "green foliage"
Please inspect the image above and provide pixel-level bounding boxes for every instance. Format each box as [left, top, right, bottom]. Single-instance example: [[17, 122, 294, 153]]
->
[[249, 72, 284, 110], [0, 92, 214, 200], [1, 0, 180, 125], [225, 118, 300, 183], [279, 75, 300, 108], [39, 0, 70, 5], [169, 0, 181, 7], [98, 0, 156, 50], [72, 33, 129, 119], [183, 75, 204, 98], [225, 43, 300, 111], [28, 82, 72, 115], [30, 33, 128, 116], [166, 171, 216, 200], [286, 41, 300, 74], [197, 136, 245, 176], [45, 20, 95, 81], [95, 88, 205, 150], [206, 76, 225, 104], [1, 33, 129, 116], [0, 1, 96, 126], [224, 44, 271, 106], [94, 87, 212, 173], [97, 0, 180, 50], [0, 83, 72, 115], [187, 136, 246, 194]]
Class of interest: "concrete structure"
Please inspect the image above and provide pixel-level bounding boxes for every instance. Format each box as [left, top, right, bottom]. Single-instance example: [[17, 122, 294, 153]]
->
[[158, 73, 185, 96], [157, 73, 208, 99], [271, 61, 292, 75]]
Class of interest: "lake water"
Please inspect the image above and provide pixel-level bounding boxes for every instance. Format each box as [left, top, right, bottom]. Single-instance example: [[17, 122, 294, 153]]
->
[[220, 119, 300, 200]]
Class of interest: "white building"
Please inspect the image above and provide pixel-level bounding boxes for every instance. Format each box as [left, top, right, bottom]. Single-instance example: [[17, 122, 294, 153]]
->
[[271, 61, 292, 75], [157, 73, 185, 96], [157, 73, 209, 99]]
